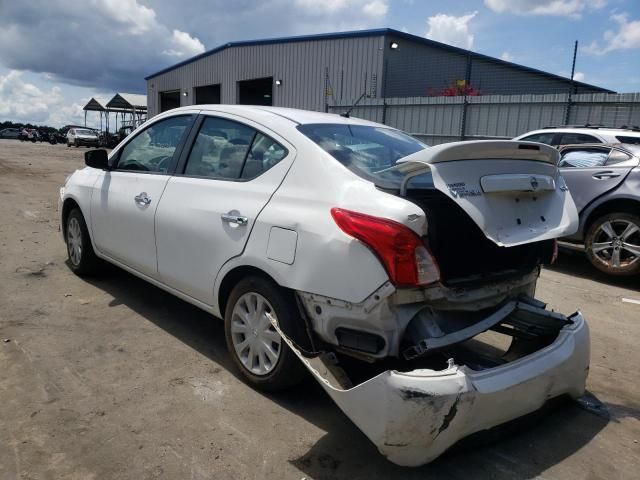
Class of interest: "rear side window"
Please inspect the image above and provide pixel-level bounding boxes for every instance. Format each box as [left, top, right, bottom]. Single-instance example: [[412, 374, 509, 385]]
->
[[558, 148, 610, 168], [616, 135, 640, 145], [520, 133, 556, 145], [183, 116, 287, 180], [559, 133, 601, 145], [606, 149, 632, 165]]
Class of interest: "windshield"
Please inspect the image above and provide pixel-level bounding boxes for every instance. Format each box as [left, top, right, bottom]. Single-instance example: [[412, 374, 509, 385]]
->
[[297, 123, 434, 189], [76, 129, 96, 136]]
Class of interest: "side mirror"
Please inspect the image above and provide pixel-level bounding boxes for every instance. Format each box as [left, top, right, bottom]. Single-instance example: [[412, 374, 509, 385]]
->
[[85, 149, 109, 170]]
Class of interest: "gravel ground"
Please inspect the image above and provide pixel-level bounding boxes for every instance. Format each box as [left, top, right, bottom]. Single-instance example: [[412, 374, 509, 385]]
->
[[1, 139, 639, 480]]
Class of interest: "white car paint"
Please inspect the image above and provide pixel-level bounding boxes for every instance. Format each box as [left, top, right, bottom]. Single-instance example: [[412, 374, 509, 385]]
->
[[514, 127, 640, 147], [67, 127, 99, 146], [59, 105, 589, 466]]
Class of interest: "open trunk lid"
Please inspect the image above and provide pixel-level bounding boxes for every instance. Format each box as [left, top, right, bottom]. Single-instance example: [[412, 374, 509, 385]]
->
[[389, 140, 578, 247]]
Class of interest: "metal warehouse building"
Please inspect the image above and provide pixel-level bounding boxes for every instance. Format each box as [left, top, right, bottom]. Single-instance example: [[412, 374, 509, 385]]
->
[[145, 28, 611, 118]]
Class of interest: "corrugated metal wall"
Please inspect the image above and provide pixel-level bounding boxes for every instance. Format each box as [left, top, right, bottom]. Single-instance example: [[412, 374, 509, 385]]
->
[[384, 33, 604, 97], [328, 93, 640, 145], [147, 36, 385, 117]]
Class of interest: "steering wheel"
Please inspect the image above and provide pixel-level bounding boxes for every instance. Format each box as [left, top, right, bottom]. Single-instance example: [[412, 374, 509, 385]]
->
[[121, 160, 149, 172], [150, 155, 171, 172]]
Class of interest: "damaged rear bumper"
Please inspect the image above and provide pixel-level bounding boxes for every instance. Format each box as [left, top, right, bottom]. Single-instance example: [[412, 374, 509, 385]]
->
[[272, 311, 590, 466]]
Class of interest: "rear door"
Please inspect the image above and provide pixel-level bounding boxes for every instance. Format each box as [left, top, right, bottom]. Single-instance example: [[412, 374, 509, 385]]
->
[[90, 114, 195, 277], [154, 113, 295, 305], [559, 146, 638, 213]]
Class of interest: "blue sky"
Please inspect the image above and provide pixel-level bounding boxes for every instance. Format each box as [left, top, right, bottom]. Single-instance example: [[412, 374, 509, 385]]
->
[[1, 0, 639, 127]]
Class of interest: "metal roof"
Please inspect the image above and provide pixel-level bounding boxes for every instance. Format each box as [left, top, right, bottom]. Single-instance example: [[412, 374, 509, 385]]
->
[[144, 28, 612, 93], [83, 98, 105, 112], [106, 93, 147, 110]]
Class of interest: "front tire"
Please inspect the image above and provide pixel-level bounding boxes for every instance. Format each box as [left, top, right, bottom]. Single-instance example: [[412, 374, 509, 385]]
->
[[224, 277, 306, 392], [65, 208, 101, 275], [585, 212, 640, 276]]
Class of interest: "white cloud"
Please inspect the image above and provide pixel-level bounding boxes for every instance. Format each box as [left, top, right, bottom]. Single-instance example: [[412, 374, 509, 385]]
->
[[573, 71, 585, 81], [0, 70, 64, 124], [583, 13, 640, 54], [500, 51, 514, 61], [363, 0, 388, 18], [425, 12, 477, 49], [294, 0, 387, 17], [90, 0, 157, 35], [163, 30, 206, 57], [485, 0, 606, 19]]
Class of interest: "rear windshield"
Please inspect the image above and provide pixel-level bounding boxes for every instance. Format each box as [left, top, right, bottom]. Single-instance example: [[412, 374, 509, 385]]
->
[[297, 123, 433, 189]]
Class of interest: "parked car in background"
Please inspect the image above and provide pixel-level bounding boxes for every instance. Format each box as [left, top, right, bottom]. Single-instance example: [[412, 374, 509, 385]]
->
[[557, 143, 640, 275], [19, 128, 39, 142], [0, 127, 21, 139], [59, 106, 588, 466], [515, 125, 640, 148], [67, 128, 100, 147]]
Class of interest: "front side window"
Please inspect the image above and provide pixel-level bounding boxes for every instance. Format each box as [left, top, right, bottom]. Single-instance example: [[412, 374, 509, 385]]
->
[[559, 148, 610, 168], [184, 116, 288, 180], [297, 123, 428, 188], [116, 115, 192, 173]]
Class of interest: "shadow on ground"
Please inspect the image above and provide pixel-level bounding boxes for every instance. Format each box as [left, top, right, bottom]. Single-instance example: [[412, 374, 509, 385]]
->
[[548, 249, 640, 292], [85, 265, 609, 480]]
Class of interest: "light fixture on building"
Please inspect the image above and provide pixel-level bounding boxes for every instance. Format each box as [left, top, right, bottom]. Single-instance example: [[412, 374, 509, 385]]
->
[[183, 91, 188, 97], [275, 79, 283, 86], [390, 42, 399, 50]]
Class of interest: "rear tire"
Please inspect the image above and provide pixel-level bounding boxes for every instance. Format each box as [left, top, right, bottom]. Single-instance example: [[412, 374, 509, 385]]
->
[[585, 212, 640, 276], [65, 208, 101, 276], [224, 276, 306, 392]]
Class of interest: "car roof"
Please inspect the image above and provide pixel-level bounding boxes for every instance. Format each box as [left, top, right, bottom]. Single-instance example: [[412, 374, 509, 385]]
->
[[518, 128, 640, 138], [163, 104, 383, 127]]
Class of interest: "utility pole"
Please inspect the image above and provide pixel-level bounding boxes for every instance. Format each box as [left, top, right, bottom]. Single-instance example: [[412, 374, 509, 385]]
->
[[565, 40, 578, 125]]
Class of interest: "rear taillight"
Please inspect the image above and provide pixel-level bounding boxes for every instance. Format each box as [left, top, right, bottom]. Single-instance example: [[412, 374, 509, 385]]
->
[[331, 208, 440, 287]]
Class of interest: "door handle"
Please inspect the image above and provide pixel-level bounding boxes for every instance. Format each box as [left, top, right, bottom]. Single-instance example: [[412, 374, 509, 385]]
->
[[592, 171, 621, 180], [134, 192, 152, 206], [221, 212, 248, 226]]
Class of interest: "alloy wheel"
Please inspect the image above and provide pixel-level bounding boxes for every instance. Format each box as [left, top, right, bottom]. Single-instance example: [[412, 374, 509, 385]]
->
[[67, 217, 83, 266], [230, 292, 282, 376], [590, 219, 640, 269]]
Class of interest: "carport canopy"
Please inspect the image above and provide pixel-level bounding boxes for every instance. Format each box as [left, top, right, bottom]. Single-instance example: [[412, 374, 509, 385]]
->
[[83, 98, 105, 112], [106, 93, 147, 111]]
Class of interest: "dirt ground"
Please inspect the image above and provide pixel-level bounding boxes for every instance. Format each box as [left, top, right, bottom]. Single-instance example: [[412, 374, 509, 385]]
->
[[0, 138, 639, 480]]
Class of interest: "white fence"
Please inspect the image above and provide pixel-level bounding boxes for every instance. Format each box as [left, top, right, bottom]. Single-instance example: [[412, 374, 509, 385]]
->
[[327, 93, 640, 145]]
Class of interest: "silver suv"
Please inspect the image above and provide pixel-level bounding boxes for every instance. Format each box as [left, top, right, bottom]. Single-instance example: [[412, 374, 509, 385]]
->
[[558, 143, 640, 275], [515, 125, 640, 148]]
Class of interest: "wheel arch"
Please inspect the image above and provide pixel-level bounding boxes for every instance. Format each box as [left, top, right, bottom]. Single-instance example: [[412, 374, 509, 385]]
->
[[216, 264, 283, 319], [582, 197, 640, 237]]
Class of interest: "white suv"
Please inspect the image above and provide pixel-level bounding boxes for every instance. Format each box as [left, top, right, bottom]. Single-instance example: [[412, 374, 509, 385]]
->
[[59, 105, 589, 466], [515, 126, 640, 148]]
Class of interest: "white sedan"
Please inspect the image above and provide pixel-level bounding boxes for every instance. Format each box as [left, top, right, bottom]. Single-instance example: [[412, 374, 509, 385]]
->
[[59, 105, 590, 466]]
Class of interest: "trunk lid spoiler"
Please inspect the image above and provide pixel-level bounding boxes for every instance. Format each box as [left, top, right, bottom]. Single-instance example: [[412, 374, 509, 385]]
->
[[383, 140, 578, 247]]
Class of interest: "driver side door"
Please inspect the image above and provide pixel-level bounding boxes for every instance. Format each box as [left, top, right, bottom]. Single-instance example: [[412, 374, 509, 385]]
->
[[90, 114, 195, 278]]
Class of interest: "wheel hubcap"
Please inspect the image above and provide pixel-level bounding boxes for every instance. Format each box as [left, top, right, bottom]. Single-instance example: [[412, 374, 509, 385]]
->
[[591, 219, 640, 268], [67, 217, 82, 266], [230, 292, 282, 376]]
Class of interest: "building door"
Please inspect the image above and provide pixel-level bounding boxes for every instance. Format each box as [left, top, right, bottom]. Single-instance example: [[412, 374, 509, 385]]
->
[[159, 90, 181, 112], [238, 77, 273, 106], [195, 84, 221, 104]]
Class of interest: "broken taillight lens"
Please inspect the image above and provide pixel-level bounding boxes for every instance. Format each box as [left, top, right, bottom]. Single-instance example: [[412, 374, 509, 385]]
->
[[331, 208, 440, 287]]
